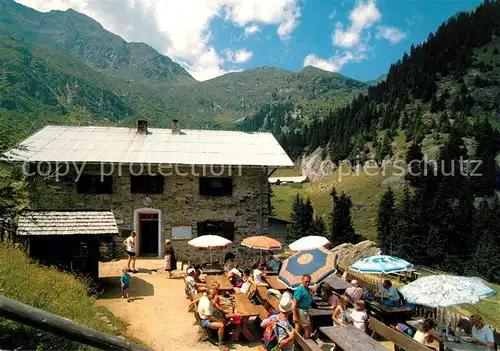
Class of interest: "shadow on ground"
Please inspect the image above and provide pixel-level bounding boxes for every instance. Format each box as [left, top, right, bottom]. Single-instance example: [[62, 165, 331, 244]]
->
[[99, 276, 155, 299]]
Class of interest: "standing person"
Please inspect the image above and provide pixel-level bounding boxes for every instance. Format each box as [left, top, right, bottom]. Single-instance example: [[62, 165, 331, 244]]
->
[[164, 239, 176, 279], [293, 274, 312, 339], [198, 288, 229, 351], [332, 296, 348, 327], [344, 279, 364, 301], [120, 268, 131, 300], [124, 231, 138, 273], [265, 251, 281, 273], [470, 315, 495, 350], [260, 293, 295, 351]]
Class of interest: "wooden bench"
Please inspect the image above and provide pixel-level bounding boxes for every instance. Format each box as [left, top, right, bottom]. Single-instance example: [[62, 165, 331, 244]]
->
[[369, 317, 431, 351], [254, 304, 269, 321], [294, 331, 323, 351]]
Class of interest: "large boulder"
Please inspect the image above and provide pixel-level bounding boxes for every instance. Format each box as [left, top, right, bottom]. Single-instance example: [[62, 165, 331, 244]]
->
[[331, 240, 381, 268]]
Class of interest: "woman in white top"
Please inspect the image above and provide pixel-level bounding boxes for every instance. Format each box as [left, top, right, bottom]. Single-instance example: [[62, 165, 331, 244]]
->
[[252, 262, 268, 286], [350, 300, 368, 332], [332, 296, 348, 327], [124, 231, 138, 273], [413, 319, 442, 347]]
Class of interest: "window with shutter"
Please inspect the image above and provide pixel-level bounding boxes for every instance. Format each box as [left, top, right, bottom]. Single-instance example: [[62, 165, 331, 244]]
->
[[199, 177, 232, 196], [196, 221, 234, 241], [77, 175, 112, 194], [130, 175, 164, 194]]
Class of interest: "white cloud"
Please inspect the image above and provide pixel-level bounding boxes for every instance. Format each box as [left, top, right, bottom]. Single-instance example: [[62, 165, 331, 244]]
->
[[333, 0, 381, 48], [376, 25, 407, 44], [244, 24, 261, 36], [303, 52, 367, 72], [15, 0, 301, 81], [234, 49, 253, 63]]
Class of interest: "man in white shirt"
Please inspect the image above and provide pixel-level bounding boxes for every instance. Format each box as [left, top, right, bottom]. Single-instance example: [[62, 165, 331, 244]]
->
[[198, 288, 228, 350], [124, 231, 138, 273], [470, 315, 495, 350]]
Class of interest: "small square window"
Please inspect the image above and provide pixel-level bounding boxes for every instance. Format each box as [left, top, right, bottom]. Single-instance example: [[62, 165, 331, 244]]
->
[[199, 177, 232, 196], [131, 175, 164, 194], [77, 175, 112, 194], [196, 221, 234, 241]]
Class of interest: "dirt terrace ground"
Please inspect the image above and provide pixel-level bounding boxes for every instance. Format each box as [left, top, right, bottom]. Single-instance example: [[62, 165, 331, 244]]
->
[[97, 259, 260, 351]]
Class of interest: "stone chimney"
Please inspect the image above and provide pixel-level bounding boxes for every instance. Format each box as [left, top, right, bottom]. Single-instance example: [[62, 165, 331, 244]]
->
[[171, 119, 180, 134], [137, 120, 148, 134]]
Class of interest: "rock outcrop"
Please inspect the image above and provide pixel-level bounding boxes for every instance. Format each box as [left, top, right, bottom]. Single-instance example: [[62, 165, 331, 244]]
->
[[331, 240, 381, 268]]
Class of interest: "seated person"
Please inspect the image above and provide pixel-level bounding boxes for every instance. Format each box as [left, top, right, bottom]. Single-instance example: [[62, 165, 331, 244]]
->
[[225, 263, 243, 288], [223, 253, 235, 272], [198, 288, 229, 350], [185, 268, 207, 295], [332, 296, 348, 327], [344, 279, 364, 301], [265, 251, 281, 272], [375, 279, 400, 305], [470, 315, 495, 350], [321, 284, 339, 309], [189, 282, 223, 310], [350, 300, 368, 332], [413, 318, 442, 349], [235, 270, 255, 296], [253, 262, 269, 286]]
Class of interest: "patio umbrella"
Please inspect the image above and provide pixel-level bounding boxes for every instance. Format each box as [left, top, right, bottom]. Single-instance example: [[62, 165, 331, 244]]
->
[[289, 236, 330, 251], [399, 275, 496, 308], [241, 236, 282, 260], [187, 235, 232, 265], [350, 255, 413, 274], [278, 247, 337, 289]]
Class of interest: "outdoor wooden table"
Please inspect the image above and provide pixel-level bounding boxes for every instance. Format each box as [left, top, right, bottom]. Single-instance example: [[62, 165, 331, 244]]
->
[[365, 299, 414, 323], [320, 325, 387, 351], [201, 268, 223, 275], [205, 275, 233, 292], [322, 275, 351, 291], [228, 293, 260, 342], [264, 276, 288, 292], [442, 339, 490, 351]]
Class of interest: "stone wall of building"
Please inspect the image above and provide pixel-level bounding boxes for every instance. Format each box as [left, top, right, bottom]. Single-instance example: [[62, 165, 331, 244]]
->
[[29, 165, 270, 264]]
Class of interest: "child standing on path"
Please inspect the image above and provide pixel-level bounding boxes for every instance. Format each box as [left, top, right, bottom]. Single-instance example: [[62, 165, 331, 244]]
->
[[120, 268, 131, 300]]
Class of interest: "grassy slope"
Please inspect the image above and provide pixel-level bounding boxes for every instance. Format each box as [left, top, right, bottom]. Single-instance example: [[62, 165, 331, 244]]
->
[[272, 165, 396, 239], [0, 243, 132, 350]]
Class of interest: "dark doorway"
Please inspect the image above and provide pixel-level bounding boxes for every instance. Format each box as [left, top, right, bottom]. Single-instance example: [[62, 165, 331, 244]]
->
[[139, 213, 159, 256]]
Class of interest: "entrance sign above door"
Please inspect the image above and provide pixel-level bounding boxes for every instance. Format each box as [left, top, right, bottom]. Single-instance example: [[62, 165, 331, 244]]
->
[[172, 225, 192, 240]]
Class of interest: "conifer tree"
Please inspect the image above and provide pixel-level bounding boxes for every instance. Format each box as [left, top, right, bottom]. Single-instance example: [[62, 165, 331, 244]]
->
[[310, 216, 327, 238], [330, 188, 357, 246], [377, 188, 395, 255]]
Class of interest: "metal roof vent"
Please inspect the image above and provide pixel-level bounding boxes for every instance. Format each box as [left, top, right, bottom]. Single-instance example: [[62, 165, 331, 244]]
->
[[137, 120, 148, 134], [172, 119, 180, 135]]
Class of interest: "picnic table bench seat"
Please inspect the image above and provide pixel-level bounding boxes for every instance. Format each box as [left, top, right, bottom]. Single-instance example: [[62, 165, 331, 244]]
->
[[369, 316, 431, 351]]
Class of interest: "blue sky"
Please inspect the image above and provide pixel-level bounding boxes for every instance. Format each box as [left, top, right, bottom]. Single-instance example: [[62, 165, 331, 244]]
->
[[18, 0, 483, 81]]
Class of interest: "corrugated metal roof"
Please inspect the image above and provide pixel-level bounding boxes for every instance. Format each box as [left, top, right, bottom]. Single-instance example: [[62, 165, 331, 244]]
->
[[4, 125, 294, 167], [17, 211, 119, 236], [268, 176, 308, 183]]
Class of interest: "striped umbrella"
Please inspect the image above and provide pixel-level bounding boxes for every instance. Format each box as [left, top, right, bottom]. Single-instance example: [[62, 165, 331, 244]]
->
[[241, 236, 282, 260], [279, 247, 337, 289], [188, 235, 232, 265], [350, 255, 413, 274]]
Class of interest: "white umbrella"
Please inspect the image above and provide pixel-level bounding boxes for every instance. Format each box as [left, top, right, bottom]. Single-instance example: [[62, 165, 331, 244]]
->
[[399, 275, 496, 308], [399, 275, 496, 335], [289, 236, 330, 251], [188, 235, 232, 265]]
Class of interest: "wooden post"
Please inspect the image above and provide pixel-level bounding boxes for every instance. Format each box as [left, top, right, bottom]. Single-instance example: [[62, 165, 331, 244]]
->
[[0, 296, 151, 351]]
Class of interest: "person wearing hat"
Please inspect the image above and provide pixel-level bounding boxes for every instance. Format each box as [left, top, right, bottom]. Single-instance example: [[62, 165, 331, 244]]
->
[[260, 293, 295, 351], [185, 268, 208, 296], [164, 239, 176, 279], [344, 279, 363, 301], [124, 231, 138, 273]]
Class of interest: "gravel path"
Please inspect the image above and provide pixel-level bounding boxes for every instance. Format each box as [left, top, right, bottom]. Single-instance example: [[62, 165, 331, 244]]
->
[[97, 259, 259, 351]]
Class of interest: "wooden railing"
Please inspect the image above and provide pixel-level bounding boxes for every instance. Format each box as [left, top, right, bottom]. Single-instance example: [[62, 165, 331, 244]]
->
[[0, 296, 150, 351]]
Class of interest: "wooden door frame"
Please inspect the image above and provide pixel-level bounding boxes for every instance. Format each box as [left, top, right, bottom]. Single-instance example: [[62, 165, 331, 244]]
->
[[133, 208, 162, 257]]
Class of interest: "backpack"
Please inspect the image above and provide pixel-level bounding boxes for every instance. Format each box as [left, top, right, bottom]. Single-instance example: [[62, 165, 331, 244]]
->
[[262, 318, 289, 351]]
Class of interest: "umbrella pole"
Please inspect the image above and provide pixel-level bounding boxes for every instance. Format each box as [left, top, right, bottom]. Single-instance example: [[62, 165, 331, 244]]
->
[[209, 247, 212, 266]]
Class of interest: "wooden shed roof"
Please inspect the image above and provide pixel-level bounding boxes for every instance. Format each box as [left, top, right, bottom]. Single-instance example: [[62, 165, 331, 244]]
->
[[17, 211, 119, 236]]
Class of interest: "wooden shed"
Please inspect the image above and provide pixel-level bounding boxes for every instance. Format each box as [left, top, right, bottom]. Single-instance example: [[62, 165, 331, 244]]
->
[[17, 211, 119, 280]]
